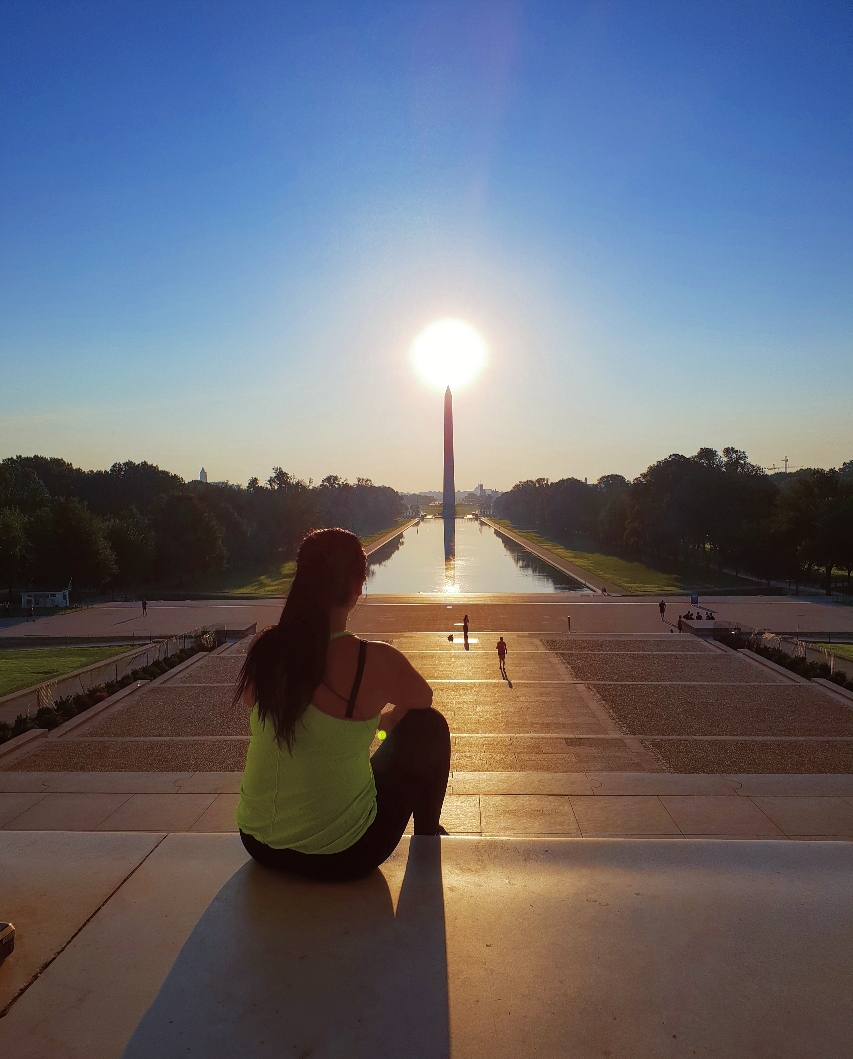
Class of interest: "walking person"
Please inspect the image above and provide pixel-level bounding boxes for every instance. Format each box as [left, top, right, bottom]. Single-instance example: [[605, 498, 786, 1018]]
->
[[659, 600, 666, 622], [496, 636, 508, 680], [141, 599, 148, 617], [463, 613, 470, 650], [235, 528, 450, 882]]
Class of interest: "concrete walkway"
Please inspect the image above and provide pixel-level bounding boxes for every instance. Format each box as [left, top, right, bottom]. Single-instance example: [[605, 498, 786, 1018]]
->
[[4, 593, 852, 643]]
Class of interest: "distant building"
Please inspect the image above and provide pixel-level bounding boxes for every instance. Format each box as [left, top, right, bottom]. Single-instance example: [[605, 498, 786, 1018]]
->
[[21, 583, 71, 609], [199, 468, 208, 483]]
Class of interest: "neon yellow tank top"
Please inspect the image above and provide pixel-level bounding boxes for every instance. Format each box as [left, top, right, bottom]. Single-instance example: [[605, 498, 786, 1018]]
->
[[236, 632, 379, 854]]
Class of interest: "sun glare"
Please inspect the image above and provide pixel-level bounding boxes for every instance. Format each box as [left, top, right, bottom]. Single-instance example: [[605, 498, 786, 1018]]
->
[[411, 318, 488, 391]]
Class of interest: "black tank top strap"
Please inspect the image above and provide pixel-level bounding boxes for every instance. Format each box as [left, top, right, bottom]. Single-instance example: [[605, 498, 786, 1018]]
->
[[345, 639, 368, 718]]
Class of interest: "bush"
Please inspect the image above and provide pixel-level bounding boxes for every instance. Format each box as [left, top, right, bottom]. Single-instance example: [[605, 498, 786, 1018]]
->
[[745, 639, 853, 693]]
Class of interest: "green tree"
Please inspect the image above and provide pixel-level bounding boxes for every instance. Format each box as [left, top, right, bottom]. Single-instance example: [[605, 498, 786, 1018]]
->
[[105, 508, 155, 588], [0, 507, 29, 597], [29, 497, 117, 589], [151, 493, 226, 584], [814, 491, 853, 594], [0, 458, 50, 511]]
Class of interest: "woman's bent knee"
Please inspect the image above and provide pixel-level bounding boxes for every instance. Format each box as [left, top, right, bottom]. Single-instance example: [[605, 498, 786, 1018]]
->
[[405, 706, 450, 744]]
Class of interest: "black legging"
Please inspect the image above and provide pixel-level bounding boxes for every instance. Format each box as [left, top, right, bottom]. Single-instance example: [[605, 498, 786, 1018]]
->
[[240, 707, 451, 882]]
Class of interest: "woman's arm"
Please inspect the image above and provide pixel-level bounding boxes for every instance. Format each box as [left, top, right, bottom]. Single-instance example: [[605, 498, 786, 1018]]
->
[[369, 641, 433, 728], [377, 648, 436, 732], [377, 702, 410, 734], [378, 642, 433, 707]]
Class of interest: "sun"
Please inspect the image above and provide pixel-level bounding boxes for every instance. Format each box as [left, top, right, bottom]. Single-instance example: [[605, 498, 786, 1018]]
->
[[411, 318, 488, 391]]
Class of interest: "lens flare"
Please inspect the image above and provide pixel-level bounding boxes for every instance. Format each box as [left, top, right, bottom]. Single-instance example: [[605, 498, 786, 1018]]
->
[[411, 319, 487, 391]]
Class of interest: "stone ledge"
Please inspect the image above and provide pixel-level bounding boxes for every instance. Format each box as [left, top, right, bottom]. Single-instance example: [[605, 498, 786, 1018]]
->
[[0, 729, 48, 762], [738, 648, 811, 684], [813, 678, 853, 707], [48, 682, 148, 739]]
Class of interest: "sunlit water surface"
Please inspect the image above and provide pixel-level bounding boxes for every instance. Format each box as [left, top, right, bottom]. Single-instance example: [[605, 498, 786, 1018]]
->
[[365, 518, 591, 595]]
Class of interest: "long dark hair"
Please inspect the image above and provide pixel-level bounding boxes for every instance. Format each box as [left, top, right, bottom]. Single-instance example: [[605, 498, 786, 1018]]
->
[[235, 528, 367, 750]]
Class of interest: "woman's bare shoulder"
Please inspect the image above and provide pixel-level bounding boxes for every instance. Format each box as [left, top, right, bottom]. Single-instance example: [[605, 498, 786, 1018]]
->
[[362, 638, 405, 661], [362, 638, 424, 680]]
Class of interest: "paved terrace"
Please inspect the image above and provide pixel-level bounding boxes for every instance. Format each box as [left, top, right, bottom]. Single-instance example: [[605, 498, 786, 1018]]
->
[[2, 592, 853, 642], [3, 599, 853, 1056]]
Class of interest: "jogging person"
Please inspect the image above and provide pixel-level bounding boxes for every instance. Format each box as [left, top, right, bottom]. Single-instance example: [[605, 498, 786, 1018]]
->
[[496, 636, 508, 680], [235, 528, 450, 882]]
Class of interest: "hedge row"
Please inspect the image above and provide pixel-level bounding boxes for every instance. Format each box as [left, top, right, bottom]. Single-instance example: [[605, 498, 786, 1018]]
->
[[747, 641, 853, 694]]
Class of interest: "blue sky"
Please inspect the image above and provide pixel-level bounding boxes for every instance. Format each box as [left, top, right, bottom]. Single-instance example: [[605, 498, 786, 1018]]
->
[[1, 0, 850, 491]]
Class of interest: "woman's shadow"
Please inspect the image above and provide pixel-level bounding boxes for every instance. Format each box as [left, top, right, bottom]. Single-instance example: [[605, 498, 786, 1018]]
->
[[123, 837, 449, 1059]]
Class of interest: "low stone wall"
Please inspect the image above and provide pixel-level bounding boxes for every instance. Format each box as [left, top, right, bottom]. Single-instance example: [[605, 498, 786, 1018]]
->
[[761, 634, 853, 681], [0, 639, 185, 725]]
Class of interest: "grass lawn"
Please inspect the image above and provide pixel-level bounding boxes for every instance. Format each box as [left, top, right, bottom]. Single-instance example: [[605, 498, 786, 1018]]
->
[[0, 646, 132, 698], [189, 519, 414, 599], [489, 519, 746, 595], [360, 519, 413, 550], [816, 643, 853, 664]]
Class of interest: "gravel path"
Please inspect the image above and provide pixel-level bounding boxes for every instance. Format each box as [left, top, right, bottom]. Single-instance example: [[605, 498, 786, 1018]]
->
[[557, 654, 787, 684], [8, 739, 249, 772], [592, 683, 853, 737], [544, 637, 709, 654], [645, 739, 853, 774], [85, 687, 248, 737]]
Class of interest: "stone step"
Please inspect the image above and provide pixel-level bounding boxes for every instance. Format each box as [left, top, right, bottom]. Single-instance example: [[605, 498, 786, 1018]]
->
[[3, 781, 853, 838], [2, 833, 852, 1058]]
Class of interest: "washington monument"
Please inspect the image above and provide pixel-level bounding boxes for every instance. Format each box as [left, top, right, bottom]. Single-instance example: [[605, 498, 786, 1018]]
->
[[443, 385, 455, 516], [443, 385, 455, 563]]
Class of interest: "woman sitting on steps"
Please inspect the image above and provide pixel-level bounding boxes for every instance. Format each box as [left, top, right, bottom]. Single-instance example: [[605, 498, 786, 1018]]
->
[[235, 527, 450, 881]]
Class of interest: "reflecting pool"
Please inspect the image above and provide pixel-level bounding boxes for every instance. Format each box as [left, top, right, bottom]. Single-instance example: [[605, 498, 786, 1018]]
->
[[365, 517, 590, 595]]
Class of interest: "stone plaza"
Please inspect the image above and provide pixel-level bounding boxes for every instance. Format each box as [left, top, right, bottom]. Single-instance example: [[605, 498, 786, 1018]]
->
[[2, 591, 853, 1056]]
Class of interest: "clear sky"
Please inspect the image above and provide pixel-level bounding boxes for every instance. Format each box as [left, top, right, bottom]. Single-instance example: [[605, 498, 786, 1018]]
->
[[2, 1, 851, 492]]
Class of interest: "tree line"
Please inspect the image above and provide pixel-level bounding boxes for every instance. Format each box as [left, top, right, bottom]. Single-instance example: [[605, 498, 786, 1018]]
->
[[494, 448, 853, 594], [0, 457, 403, 596]]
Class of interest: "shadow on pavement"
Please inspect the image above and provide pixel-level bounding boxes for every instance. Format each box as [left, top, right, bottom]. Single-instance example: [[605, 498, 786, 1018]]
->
[[123, 837, 449, 1059]]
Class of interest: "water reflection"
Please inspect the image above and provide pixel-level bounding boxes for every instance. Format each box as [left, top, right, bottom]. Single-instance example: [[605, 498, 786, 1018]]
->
[[365, 518, 590, 595], [493, 531, 583, 589], [443, 516, 456, 592], [443, 516, 455, 561], [366, 533, 405, 569]]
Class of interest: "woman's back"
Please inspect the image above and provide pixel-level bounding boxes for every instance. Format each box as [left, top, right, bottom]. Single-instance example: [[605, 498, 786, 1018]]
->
[[237, 630, 431, 853], [237, 694, 380, 854], [234, 527, 445, 879]]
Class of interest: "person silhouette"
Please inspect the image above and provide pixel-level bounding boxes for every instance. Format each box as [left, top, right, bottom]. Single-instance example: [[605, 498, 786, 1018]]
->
[[659, 600, 666, 621], [496, 637, 508, 680]]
